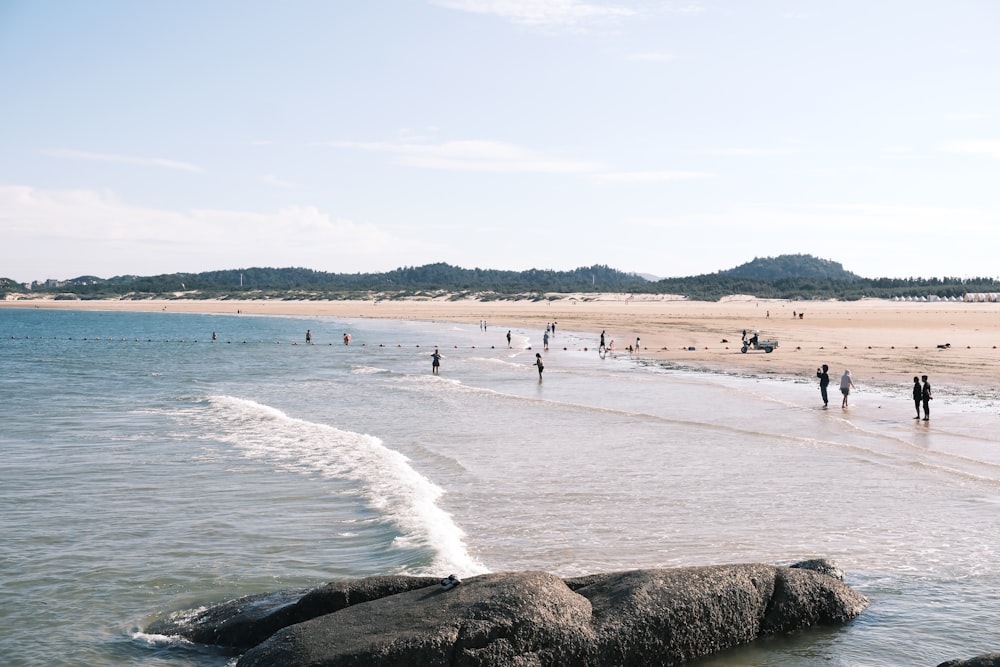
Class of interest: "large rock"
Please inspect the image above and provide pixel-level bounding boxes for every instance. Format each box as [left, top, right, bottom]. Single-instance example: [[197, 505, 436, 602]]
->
[[238, 571, 592, 667], [565, 563, 865, 665], [224, 563, 867, 666], [147, 575, 438, 648], [938, 656, 1000, 667]]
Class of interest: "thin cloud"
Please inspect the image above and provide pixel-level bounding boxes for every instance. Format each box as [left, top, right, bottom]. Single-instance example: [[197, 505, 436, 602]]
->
[[942, 113, 991, 121], [624, 51, 676, 62], [0, 185, 424, 281], [430, 0, 637, 27], [259, 174, 300, 189], [877, 146, 921, 161], [43, 149, 203, 173], [331, 139, 606, 174], [594, 170, 711, 183], [331, 137, 710, 183], [940, 140, 1000, 159], [700, 147, 793, 157]]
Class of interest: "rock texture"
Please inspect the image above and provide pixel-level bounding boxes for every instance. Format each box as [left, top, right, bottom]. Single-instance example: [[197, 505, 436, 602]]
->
[[147, 561, 867, 666], [147, 575, 439, 648], [938, 656, 1000, 667]]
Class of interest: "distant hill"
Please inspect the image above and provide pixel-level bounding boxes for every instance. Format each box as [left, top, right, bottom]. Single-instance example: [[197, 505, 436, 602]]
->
[[6, 255, 999, 302], [719, 255, 861, 281]]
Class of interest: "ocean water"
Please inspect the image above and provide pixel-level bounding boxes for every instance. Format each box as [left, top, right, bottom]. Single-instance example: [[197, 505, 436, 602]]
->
[[2, 307, 1000, 667]]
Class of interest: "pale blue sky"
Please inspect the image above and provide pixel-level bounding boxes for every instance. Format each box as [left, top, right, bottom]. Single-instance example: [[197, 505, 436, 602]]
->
[[2, 1, 998, 283]]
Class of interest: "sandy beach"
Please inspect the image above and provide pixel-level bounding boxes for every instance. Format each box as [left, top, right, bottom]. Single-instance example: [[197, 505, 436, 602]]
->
[[4, 295, 999, 391]]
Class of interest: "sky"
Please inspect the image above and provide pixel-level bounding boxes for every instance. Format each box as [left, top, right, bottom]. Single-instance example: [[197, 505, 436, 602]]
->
[[1, 1, 998, 283]]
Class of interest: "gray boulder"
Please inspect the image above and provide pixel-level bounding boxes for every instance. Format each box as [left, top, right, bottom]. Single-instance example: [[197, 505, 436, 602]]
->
[[938, 655, 1000, 667], [789, 557, 845, 581], [238, 571, 593, 667], [232, 564, 868, 666], [146, 575, 438, 648], [565, 563, 865, 665]]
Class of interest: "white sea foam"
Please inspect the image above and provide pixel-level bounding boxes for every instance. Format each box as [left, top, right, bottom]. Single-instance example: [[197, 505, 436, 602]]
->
[[351, 365, 388, 375], [131, 630, 193, 647], [206, 395, 488, 577]]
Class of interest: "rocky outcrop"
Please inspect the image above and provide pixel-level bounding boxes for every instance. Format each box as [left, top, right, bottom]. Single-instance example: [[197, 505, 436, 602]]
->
[[146, 561, 865, 666], [149, 562, 867, 666], [561, 563, 866, 665], [147, 575, 439, 648], [938, 656, 1000, 667]]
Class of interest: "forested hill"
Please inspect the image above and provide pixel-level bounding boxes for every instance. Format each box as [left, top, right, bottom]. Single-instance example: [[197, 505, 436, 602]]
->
[[4, 255, 999, 301], [10, 264, 648, 300], [720, 255, 860, 281]]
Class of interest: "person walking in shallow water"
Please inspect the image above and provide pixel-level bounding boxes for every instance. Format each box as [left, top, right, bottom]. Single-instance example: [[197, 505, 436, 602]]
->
[[817, 364, 830, 407], [913, 376, 923, 419], [431, 348, 442, 375], [840, 370, 855, 408], [534, 353, 544, 381], [506, 330, 512, 348], [921, 375, 932, 421]]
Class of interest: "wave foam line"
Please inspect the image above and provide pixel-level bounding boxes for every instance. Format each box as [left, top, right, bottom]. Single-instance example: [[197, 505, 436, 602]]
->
[[207, 395, 488, 577]]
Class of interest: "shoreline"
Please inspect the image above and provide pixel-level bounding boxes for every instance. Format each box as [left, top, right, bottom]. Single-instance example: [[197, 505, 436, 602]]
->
[[4, 296, 1000, 392]]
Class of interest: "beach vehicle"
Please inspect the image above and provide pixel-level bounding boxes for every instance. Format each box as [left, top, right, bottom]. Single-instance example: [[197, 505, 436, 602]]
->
[[741, 330, 778, 353]]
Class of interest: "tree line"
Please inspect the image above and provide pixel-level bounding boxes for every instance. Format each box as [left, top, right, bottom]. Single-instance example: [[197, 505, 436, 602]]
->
[[4, 259, 999, 302]]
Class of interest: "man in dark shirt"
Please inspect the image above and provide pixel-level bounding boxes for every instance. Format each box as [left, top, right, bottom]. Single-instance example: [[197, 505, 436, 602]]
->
[[817, 364, 830, 407]]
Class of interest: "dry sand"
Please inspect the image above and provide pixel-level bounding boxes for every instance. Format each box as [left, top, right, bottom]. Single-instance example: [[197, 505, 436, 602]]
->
[[5, 295, 1000, 391]]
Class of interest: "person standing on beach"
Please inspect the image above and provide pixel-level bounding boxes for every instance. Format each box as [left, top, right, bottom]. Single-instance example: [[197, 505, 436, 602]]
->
[[635, 336, 641, 352], [431, 348, 442, 375], [599, 330, 606, 353], [840, 369, 855, 408], [921, 375, 932, 421], [506, 330, 511, 348], [817, 364, 830, 407], [534, 353, 544, 381]]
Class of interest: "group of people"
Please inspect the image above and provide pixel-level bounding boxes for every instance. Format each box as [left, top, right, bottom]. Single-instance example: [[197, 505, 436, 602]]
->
[[817, 364, 932, 419], [816, 365, 855, 408], [913, 375, 933, 420], [303, 330, 352, 345], [598, 330, 641, 356], [434, 328, 545, 380]]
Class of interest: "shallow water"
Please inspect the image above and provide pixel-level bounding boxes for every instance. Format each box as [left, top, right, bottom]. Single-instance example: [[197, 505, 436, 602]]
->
[[2, 308, 999, 666]]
